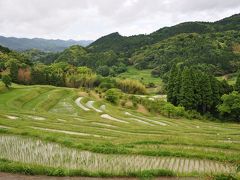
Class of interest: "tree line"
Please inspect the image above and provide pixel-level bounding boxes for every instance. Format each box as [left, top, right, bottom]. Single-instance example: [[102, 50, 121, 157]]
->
[[167, 64, 240, 121]]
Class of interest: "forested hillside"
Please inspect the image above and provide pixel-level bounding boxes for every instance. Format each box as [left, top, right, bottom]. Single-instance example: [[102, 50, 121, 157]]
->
[[132, 31, 240, 76], [89, 14, 240, 55], [34, 13, 240, 78]]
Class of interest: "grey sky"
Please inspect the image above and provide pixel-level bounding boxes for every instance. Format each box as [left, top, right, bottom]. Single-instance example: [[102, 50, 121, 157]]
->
[[0, 0, 240, 40]]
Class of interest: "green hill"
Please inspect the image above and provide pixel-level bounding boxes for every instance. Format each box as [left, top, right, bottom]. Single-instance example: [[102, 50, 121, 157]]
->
[[131, 31, 240, 75], [86, 14, 240, 77], [55, 45, 89, 66], [88, 14, 240, 56]]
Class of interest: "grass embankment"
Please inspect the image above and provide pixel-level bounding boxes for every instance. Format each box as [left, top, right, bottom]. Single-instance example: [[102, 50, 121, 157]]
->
[[0, 84, 239, 177]]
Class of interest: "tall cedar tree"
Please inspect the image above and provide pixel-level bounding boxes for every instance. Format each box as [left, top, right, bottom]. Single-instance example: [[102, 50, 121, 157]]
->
[[179, 67, 196, 110], [167, 65, 178, 105], [220, 79, 232, 94], [209, 75, 221, 112], [192, 69, 202, 110], [199, 73, 213, 113], [167, 65, 182, 106], [235, 72, 240, 93], [167, 65, 225, 114]]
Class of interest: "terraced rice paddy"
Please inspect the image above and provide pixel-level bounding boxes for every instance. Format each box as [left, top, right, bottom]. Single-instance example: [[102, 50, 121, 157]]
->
[[0, 136, 234, 174], [0, 83, 239, 177]]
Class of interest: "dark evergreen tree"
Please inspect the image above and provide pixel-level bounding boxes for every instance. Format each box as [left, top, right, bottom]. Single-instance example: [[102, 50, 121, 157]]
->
[[167, 65, 178, 105], [179, 67, 195, 110], [192, 69, 203, 111], [235, 72, 240, 93], [199, 73, 213, 113], [209, 75, 221, 112], [220, 79, 233, 95], [175, 69, 182, 105]]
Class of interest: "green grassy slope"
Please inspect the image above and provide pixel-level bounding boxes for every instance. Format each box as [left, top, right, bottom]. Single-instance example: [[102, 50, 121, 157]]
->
[[0, 84, 239, 177], [118, 67, 162, 86], [118, 66, 163, 94]]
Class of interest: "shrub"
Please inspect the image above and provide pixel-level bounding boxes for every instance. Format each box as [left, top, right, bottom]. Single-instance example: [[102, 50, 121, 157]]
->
[[120, 100, 126, 107], [105, 88, 121, 104], [98, 77, 116, 91], [2, 74, 12, 88], [184, 110, 202, 120], [146, 82, 156, 88], [133, 97, 187, 118], [217, 91, 240, 121], [96, 66, 110, 77]]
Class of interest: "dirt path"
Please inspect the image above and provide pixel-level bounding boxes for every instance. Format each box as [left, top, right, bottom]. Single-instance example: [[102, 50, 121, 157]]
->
[[125, 112, 167, 126], [75, 97, 90, 111], [101, 114, 129, 123], [30, 126, 110, 138], [86, 101, 102, 113]]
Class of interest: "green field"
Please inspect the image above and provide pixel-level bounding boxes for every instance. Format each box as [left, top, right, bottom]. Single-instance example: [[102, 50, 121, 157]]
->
[[118, 67, 164, 94], [119, 67, 162, 83], [0, 82, 239, 178]]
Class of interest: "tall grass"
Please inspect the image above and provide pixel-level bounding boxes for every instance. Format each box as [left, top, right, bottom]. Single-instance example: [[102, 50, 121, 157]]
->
[[117, 79, 147, 94]]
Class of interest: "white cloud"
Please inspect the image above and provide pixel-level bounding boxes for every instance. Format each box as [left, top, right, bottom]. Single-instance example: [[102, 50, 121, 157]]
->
[[0, 0, 239, 40]]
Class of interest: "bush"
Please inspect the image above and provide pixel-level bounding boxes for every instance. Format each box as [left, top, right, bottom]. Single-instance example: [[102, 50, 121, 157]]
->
[[184, 110, 202, 120], [146, 82, 156, 88], [105, 88, 121, 104], [98, 77, 116, 91], [217, 91, 240, 121], [133, 97, 187, 119], [2, 74, 12, 88], [96, 66, 110, 77]]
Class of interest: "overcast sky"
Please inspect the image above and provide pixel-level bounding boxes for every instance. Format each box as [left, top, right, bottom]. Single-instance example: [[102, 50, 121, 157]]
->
[[0, 0, 240, 40]]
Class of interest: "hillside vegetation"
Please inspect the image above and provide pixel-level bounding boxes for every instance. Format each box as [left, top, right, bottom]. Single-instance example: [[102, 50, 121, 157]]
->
[[132, 31, 240, 76], [89, 14, 240, 55]]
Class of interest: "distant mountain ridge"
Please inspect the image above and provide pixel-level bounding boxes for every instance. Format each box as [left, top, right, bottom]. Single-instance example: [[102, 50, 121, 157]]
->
[[0, 36, 93, 52], [88, 13, 240, 55]]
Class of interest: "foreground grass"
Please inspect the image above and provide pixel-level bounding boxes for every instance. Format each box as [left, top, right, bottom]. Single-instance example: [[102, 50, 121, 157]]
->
[[0, 158, 176, 178], [0, 158, 238, 179]]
